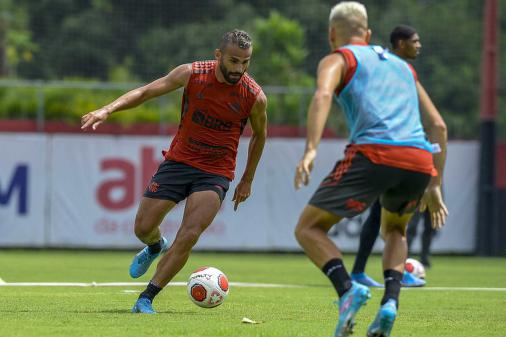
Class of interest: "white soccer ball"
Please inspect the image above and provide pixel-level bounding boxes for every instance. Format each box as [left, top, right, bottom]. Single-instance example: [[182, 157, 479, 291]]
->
[[187, 266, 229, 308], [405, 258, 426, 279]]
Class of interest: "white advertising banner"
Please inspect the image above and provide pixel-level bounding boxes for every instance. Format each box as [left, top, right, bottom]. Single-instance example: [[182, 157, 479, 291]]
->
[[0, 133, 47, 246], [47, 135, 478, 253], [49, 135, 170, 248]]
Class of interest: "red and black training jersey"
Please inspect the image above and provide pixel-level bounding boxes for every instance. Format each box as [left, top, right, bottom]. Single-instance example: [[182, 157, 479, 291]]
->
[[165, 60, 262, 180]]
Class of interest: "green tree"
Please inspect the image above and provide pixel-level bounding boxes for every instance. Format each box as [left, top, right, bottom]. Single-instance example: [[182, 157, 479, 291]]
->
[[248, 11, 313, 125], [366, 0, 482, 139], [249, 11, 311, 86], [134, 1, 256, 80], [0, 0, 37, 77], [4, 0, 504, 138]]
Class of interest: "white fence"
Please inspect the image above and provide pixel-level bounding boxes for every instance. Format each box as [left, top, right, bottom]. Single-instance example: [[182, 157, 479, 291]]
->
[[0, 133, 478, 253]]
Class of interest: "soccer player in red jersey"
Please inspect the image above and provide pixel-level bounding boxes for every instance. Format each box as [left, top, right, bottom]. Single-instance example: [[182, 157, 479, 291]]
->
[[292, 2, 447, 336], [81, 30, 267, 314]]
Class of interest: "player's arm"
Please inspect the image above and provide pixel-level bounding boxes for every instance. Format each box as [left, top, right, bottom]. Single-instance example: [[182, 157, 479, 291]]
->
[[417, 80, 449, 228], [294, 53, 345, 189], [232, 92, 267, 211], [81, 63, 192, 130], [418, 81, 447, 186]]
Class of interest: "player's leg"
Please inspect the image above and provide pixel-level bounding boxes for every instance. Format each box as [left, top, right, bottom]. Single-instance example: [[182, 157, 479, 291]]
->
[[152, 190, 222, 287], [295, 205, 343, 267], [129, 160, 187, 279], [367, 169, 430, 337], [133, 169, 229, 314], [133, 190, 222, 313], [420, 210, 433, 267], [366, 208, 410, 337], [298, 151, 380, 336], [381, 209, 411, 295], [406, 210, 421, 253], [297, 151, 377, 296], [351, 199, 383, 287], [402, 209, 426, 287], [295, 205, 370, 337], [129, 198, 176, 279], [129, 198, 177, 314], [134, 197, 176, 245]]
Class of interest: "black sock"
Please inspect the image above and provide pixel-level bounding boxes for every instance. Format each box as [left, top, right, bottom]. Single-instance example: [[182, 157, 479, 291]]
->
[[139, 281, 162, 302], [147, 239, 163, 255], [352, 201, 381, 274], [322, 258, 352, 298], [381, 269, 402, 307]]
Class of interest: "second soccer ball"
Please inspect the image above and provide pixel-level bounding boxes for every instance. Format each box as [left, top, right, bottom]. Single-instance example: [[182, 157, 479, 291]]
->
[[405, 258, 426, 279]]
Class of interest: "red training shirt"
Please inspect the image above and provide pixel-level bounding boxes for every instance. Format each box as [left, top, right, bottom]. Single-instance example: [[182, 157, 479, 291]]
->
[[165, 60, 263, 180]]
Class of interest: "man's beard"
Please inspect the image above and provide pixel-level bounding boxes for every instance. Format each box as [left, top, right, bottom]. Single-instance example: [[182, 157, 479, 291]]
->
[[219, 61, 244, 84]]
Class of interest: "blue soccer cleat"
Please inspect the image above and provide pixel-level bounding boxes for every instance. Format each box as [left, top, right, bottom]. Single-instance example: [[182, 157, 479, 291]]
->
[[401, 271, 426, 287], [367, 299, 397, 337], [351, 272, 384, 288], [334, 281, 371, 337], [129, 237, 169, 278], [131, 297, 156, 314]]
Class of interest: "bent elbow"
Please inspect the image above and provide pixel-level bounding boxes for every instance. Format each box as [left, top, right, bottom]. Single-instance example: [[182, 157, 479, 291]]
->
[[427, 120, 447, 143], [314, 90, 333, 103], [435, 121, 447, 138], [252, 125, 267, 140]]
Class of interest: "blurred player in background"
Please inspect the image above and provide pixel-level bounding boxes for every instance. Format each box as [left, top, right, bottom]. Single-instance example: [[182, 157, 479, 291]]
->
[[407, 205, 435, 267], [293, 3, 447, 336], [392, 25, 443, 269], [81, 29, 267, 314], [350, 25, 445, 289]]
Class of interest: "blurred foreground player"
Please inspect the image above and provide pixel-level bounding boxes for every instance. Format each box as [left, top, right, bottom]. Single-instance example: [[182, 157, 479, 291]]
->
[[293, 3, 447, 336], [350, 24, 446, 288]]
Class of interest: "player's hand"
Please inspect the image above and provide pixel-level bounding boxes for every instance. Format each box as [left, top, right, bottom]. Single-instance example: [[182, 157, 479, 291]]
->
[[232, 179, 252, 211], [419, 185, 448, 230], [294, 149, 317, 190], [81, 108, 110, 131]]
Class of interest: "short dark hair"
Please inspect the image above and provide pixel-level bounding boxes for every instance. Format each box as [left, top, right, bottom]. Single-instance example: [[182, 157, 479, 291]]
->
[[390, 25, 417, 48], [219, 29, 252, 50]]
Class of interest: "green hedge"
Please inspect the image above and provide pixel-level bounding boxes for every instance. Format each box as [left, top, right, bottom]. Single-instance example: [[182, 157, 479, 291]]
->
[[0, 85, 313, 127], [0, 86, 184, 125], [0, 85, 501, 140]]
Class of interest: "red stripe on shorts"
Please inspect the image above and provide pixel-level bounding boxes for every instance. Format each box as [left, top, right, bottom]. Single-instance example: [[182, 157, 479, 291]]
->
[[322, 147, 358, 186]]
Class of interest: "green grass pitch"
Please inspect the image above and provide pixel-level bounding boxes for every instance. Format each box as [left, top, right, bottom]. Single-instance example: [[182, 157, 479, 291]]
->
[[0, 250, 505, 337]]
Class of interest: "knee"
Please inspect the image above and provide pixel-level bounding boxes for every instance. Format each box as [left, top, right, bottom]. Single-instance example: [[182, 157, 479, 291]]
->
[[134, 226, 150, 240], [380, 223, 406, 239], [134, 213, 153, 240], [294, 219, 317, 246], [294, 222, 307, 244]]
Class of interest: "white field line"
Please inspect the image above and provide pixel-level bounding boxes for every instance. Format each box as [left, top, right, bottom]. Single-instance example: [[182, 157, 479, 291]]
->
[[0, 281, 504, 291], [0, 277, 5, 284], [409, 287, 506, 292], [0, 281, 303, 288]]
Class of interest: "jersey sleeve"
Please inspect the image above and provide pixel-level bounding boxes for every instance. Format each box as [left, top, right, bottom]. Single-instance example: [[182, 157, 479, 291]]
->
[[407, 63, 418, 82], [334, 48, 358, 95]]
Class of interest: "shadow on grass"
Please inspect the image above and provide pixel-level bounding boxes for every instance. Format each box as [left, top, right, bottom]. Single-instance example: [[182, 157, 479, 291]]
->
[[0, 309, 200, 315]]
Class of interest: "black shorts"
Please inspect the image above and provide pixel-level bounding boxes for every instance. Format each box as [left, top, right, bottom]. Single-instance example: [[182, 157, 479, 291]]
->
[[143, 160, 230, 203], [309, 148, 431, 218]]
